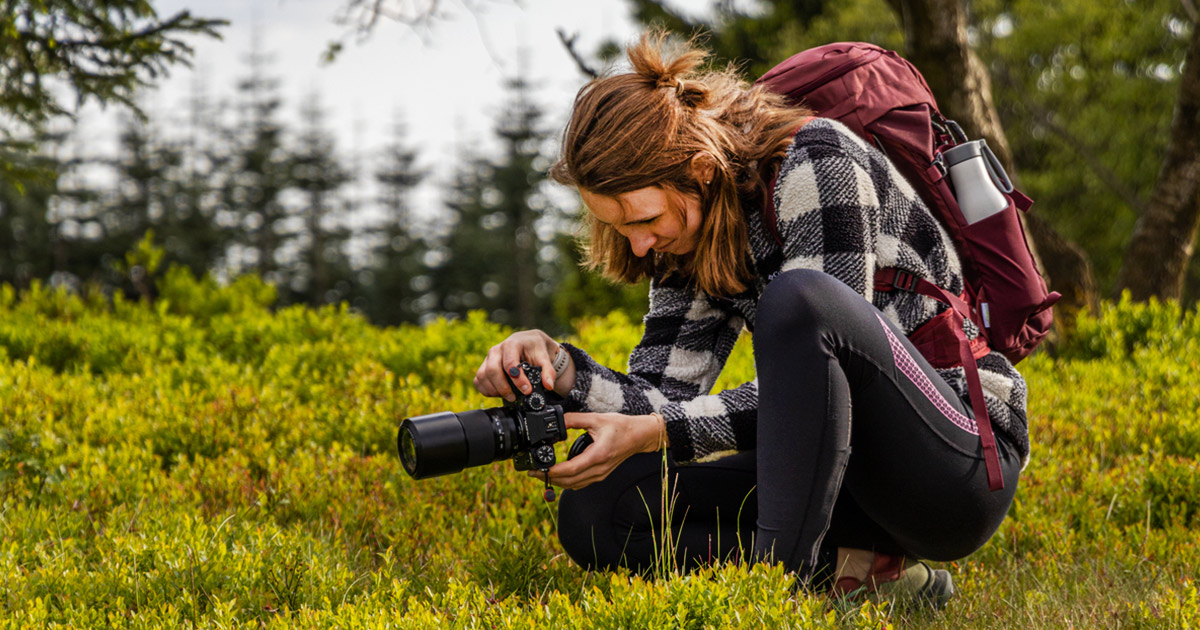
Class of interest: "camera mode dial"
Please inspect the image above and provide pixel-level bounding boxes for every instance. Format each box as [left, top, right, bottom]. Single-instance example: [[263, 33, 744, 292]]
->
[[527, 392, 545, 410], [533, 444, 556, 467]]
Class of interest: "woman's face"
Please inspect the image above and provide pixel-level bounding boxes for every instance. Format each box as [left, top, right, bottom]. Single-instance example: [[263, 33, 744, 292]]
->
[[580, 186, 703, 257]]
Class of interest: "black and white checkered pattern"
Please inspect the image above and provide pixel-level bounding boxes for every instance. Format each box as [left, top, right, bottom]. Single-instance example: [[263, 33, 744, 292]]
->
[[561, 119, 1029, 464]]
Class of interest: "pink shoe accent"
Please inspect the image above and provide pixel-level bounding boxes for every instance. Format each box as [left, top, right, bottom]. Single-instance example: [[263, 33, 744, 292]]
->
[[875, 314, 978, 435]]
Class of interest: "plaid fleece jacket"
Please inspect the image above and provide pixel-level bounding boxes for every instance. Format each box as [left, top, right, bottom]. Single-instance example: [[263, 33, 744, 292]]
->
[[560, 118, 1030, 464]]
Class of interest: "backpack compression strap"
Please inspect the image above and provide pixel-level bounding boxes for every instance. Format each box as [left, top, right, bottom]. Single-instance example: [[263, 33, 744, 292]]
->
[[875, 268, 1005, 492]]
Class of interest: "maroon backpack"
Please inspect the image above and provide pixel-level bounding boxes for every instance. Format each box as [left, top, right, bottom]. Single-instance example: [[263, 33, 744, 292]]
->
[[757, 42, 1061, 491]]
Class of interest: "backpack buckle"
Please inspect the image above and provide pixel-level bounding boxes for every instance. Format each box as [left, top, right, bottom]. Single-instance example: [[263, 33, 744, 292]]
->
[[892, 270, 917, 291]]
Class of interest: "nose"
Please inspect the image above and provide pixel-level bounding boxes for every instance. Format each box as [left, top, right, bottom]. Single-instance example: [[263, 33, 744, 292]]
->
[[628, 231, 656, 257]]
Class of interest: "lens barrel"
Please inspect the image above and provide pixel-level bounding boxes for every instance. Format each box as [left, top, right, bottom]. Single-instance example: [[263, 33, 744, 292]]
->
[[398, 409, 516, 479]]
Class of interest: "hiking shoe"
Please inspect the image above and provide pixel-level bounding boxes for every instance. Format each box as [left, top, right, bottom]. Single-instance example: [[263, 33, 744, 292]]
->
[[831, 554, 956, 610], [874, 560, 955, 610]]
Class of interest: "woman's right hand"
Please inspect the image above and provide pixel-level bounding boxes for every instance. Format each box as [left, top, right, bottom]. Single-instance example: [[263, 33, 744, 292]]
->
[[474, 330, 573, 402]]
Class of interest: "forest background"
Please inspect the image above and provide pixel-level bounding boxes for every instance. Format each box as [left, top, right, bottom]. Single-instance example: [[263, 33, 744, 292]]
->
[[2, 0, 1198, 335]]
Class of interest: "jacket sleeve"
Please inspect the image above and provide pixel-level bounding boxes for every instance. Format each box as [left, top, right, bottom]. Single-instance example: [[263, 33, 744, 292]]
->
[[560, 273, 757, 463]]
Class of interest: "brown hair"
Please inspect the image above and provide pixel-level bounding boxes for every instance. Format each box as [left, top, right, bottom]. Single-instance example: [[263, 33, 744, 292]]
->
[[549, 31, 812, 297]]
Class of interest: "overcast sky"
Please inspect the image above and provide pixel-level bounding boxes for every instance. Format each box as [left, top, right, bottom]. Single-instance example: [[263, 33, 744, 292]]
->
[[76, 0, 711, 221]]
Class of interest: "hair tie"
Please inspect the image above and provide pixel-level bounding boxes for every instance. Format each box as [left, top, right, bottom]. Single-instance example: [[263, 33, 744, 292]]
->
[[657, 76, 694, 106]]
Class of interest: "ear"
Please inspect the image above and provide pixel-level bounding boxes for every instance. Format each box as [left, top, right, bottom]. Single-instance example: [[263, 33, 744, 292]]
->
[[689, 152, 717, 185]]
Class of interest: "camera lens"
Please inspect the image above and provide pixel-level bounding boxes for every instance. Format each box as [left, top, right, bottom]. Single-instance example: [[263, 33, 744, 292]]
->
[[398, 424, 420, 476], [397, 409, 517, 479]]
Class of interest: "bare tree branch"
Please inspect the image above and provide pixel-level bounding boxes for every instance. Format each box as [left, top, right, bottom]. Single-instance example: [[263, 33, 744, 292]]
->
[[556, 29, 599, 80], [324, 0, 507, 63], [334, 0, 444, 40]]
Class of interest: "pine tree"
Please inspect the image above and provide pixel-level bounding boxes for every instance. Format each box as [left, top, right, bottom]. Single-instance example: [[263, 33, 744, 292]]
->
[[92, 114, 180, 299], [288, 93, 353, 306], [108, 116, 163, 254], [493, 75, 550, 328], [367, 113, 427, 325], [171, 71, 233, 277], [223, 41, 294, 287], [107, 111, 226, 283], [431, 151, 506, 322], [429, 75, 562, 330], [0, 144, 60, 289], [0, 1, 224, 181]]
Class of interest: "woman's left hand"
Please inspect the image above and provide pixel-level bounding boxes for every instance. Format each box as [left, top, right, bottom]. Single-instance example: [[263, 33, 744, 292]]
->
[[531, 412, 663, 490]]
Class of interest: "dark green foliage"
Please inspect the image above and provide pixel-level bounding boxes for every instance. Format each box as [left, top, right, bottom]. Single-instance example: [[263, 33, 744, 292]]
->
[[285, 93, 354, 307], [97, 116, 229, 290], [0, 0, 224, 175], [429, 76, 565, 331], [626, 0, 903, 77], [0, 147, 61, 289], [223, 43, 293, 283], [552, 234, 651, 325], [972, 0, 1193, 294], [624, 0, 1198, 302], [363, 115, 428, 325]]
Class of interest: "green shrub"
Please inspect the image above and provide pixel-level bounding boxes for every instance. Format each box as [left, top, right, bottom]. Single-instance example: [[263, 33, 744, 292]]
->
[[1, 271, 1198, 628], [1059, 292, 1200, 361]]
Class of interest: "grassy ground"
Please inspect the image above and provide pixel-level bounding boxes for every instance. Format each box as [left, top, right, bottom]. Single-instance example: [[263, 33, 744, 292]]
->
[[1, 273, 1197, 628]]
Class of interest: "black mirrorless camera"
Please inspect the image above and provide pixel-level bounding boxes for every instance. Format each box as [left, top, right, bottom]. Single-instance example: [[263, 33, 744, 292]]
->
[[398, 362, 589, 480]]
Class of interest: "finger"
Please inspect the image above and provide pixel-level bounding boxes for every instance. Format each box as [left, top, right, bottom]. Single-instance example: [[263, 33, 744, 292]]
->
[[500, 343, 529, 397], [550, 460, 613, 491], [474, 356, 495, 397], [529, 338, 556, 391], [544, 440, 612, 488], [563, 412, 597, 431], [475, 354, 501, 397], [485, 347, 516, 402]]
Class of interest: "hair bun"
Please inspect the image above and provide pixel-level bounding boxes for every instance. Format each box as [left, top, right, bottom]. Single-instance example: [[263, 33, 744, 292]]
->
[[629, 31, 709, 109]]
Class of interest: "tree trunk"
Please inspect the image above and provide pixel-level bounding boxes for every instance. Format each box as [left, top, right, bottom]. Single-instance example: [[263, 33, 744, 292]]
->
[[1113, 22, 1200, 302], [887, 0, 1099, 326]]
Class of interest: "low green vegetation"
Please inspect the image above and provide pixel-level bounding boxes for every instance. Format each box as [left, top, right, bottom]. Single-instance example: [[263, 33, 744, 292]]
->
[[1, 270, 1198, 628]]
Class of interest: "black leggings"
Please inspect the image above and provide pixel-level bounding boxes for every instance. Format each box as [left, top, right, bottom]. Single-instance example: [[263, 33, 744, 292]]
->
[[557, 269, 1021, 576]]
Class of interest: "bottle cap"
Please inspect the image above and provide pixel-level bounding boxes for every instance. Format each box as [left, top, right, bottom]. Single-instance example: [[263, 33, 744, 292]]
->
[[942, 140, 985, 167]]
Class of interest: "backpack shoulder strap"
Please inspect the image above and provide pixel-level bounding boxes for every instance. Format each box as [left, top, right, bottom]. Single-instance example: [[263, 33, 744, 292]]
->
[[875, 267, 1005, 491]]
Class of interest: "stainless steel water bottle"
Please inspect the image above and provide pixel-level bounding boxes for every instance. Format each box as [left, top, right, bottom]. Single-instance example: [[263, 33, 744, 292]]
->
[[942, 139, 1013, 224]]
